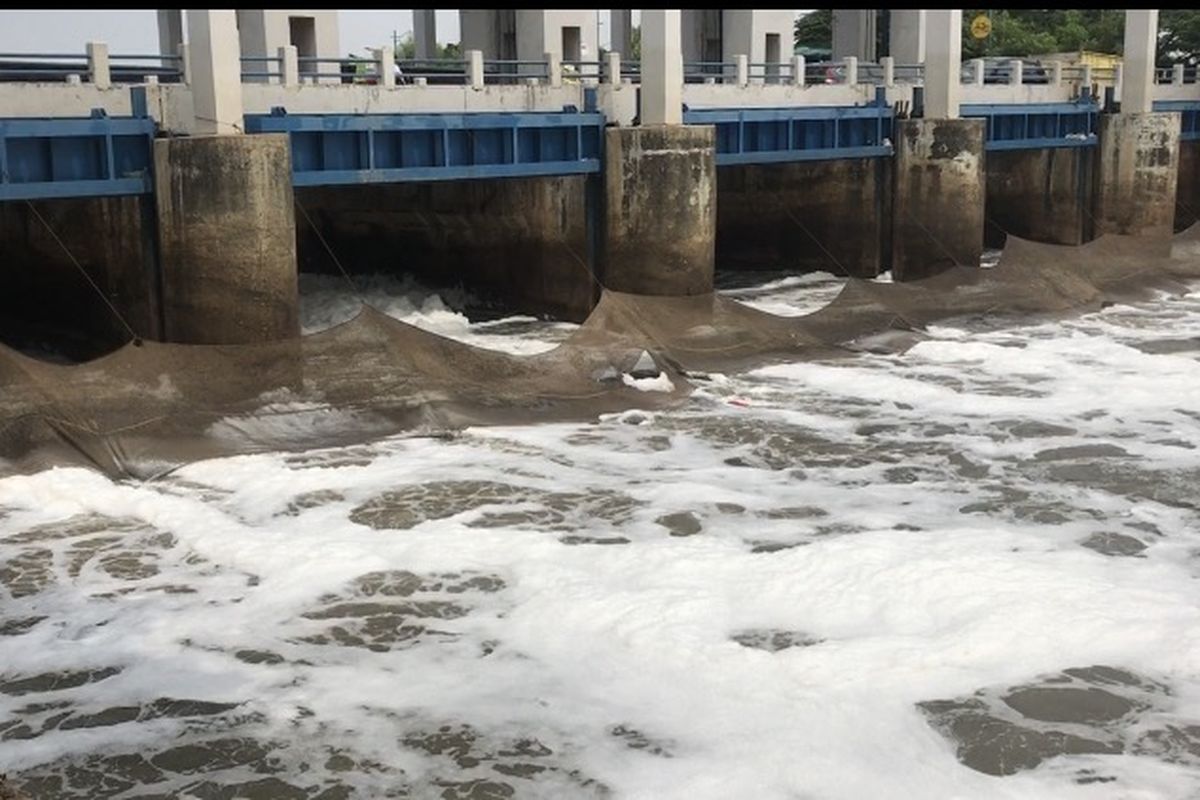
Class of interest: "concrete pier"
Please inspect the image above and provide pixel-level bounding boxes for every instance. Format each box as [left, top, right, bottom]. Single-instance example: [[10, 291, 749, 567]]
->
[[1094, 112, 1180, 239], [985, 148, 1094, 247], [602, 126, 716, 295], [716, 159, 886, 277], [154, 134, 299, 344], [892, 118, 985, 280]]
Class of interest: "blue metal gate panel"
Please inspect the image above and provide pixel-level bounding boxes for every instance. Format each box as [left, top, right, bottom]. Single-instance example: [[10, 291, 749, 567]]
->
[[1151, 100, 1200, 141], [960, 100, 1099, 151], [243, 110, 604, 186], [0, 115, 155, 201], [682, 102, 894, 165]]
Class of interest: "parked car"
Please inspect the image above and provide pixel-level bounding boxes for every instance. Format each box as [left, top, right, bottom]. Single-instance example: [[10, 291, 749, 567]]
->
[[961, 58, 1051, 84]]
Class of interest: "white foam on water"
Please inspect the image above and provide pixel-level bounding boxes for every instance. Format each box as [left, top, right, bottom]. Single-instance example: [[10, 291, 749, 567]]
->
[[3, 271, 1200, 799]]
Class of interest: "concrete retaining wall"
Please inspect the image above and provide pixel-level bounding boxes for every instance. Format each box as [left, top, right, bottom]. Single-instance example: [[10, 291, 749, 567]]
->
[[985, 148, 1094, 247], [1176, 139, 1200, 232], [1094, 112, 1180, 239]]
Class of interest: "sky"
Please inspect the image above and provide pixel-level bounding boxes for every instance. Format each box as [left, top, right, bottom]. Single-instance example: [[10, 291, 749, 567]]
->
[[0, 10, 638, 56]]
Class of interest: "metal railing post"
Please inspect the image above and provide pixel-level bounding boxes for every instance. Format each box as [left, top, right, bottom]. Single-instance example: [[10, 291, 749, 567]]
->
[[792, 55, 805, 87], [86, 41, 111, 89]]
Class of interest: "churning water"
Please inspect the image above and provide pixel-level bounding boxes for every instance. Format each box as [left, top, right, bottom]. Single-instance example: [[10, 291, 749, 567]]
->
[[2, 267, 1200, 799]]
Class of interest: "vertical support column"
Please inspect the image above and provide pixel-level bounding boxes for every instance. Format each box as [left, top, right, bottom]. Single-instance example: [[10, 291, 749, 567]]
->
[[279, 45, 299, 88], [1121, 10, 1157, 113], [413, 9, 437, 60], [881, 56, 895, 88], [889, 10, 926, 64], [924, 10, 961, 120], [640, 9, 682, 126], [736, 54, 749, 87], [1173, 63, 1185, 86], [1050, 60, 1063, 87], [893, 9, 983, 280], [603, 127, 716, 295], [153, 135, 299, 344], [86, 42, 111, 90], [156, 10, 184, 64], [179, 42, 192, 86], [1095, 113, 1181, 239], [792, 55, 806, 87], [611, 10, 634, 59], [186, 10, 244, 136], [971, 57, 985, 86], [1081, 64, 1093, 94], [546, 51, 562, 87]]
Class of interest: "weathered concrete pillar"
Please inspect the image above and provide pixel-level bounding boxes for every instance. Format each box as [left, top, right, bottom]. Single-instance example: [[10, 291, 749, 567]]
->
[[413, 10, 437, 60], [186, 10, 244, 136], [156, 10, 183, 62], [603, 126, 716, 295], [611, 10, 634, 59], [641, 10, 683, 126], [153, 135, 299, 344], [1094, 112, 1181, 239], [985, 148, 1094, 247], [892, 9, 983, 281], [832, 10, 876, 62], [893, 119, 985, 280]]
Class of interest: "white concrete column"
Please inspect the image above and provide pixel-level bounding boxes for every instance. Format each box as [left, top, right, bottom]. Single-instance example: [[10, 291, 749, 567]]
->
[[832, 9, 876, 61], [1081, 64, 1093, 92], [179, 42, 192, 85], [156, 10, 184, 61], [736, 54, 749, 87], [378, 46, 395, 88], [881, 56, 895, 88], [970, 57, 985, 86], [546, 51, 562, 87], [1050, 60, 1062, 86], [843, 55, 858, 87], [1121, 10, 1157, 114], [86, 41, 111, 90], [924, 10, 962, 120], [641, 9, 683, 126], [792, 55, 806, 87], [186, 10, 244, 136], [611, 9, 634, 59], [279, 46, 298, 88], [1008, 58, 1023, 86], [413, 9, 437, 60], [890, 10, 926, 64], [1114, 63, 1124, 103], [1173, 63, 1185, 86], [467, 49, 484, 90], [606, 51, 621, 85]]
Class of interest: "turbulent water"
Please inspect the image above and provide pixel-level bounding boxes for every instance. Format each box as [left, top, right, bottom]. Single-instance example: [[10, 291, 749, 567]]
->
[[2, 267, 1200, 799]]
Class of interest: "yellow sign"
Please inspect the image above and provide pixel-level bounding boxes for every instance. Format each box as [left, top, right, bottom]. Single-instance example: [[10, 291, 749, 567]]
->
[[971, 14, 992, 39]]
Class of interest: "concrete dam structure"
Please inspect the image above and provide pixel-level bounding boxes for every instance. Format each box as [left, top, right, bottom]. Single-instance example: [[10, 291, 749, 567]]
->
[[1, 8, 1199, 476]]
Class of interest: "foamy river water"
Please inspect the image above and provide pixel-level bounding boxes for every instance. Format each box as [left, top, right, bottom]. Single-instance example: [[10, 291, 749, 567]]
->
[[2, 267, 1200, 799]]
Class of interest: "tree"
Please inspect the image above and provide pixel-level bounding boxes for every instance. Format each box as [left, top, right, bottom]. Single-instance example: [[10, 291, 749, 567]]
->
[[960, 10, 1124, 59], [1159, 10, 1200, 66], [393, 31, 416, 61], [794, 9, 832, 51]]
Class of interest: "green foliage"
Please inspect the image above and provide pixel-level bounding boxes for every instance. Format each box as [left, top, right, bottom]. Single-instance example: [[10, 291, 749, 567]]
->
[[1159, 10, 1200, 65], [960, 10, 1124, 58], [392, 31, 462, 62], [794, 9, 832, 50]]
